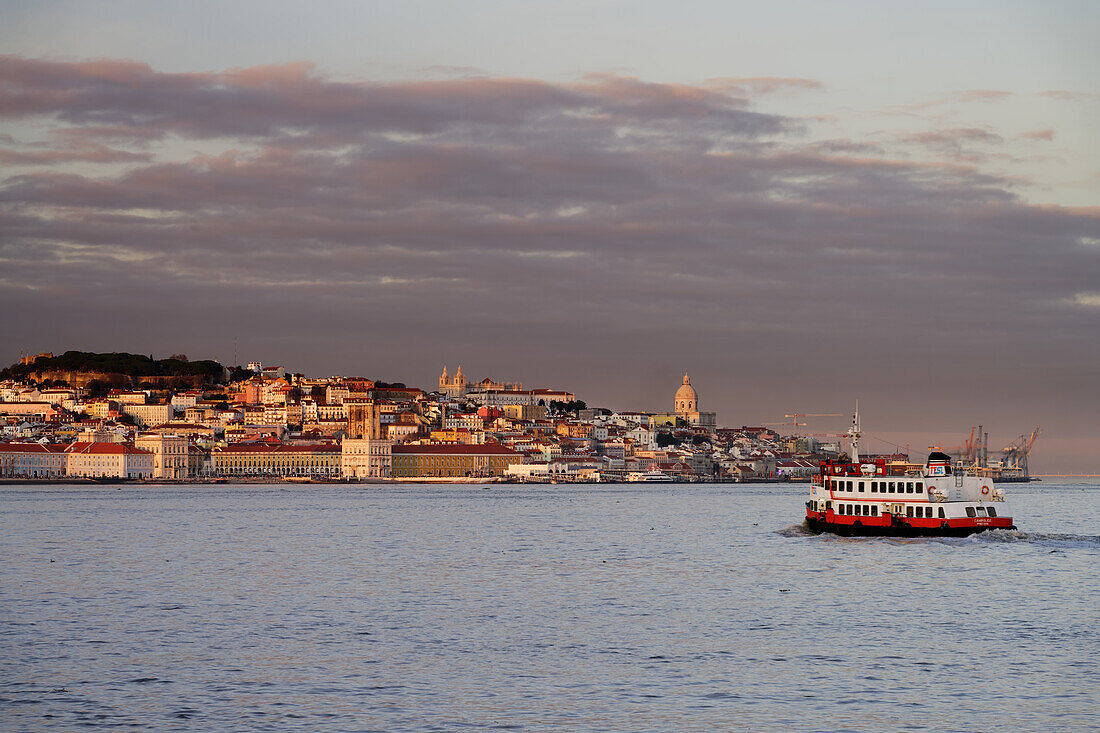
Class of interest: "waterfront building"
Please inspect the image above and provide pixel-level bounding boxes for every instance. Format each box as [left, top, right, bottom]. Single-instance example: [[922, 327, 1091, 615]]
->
[[209, 442, 341, 478], [65, 442, 155, 479], [340, 438, 392, 479], [0, 442, 67, 477], [135, 433, 189, 478], [390, 443, 522, 478]]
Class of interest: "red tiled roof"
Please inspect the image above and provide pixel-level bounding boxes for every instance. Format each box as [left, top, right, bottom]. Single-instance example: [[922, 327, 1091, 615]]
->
[[392, 444, 521, 456], [0, 442, 67, 453], [216, 443, 341, 454], [66, 442, 152, 455]]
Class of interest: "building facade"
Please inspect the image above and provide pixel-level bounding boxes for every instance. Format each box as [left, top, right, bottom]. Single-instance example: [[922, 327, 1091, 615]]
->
[[0, 443, 67, 477], [341, 438, 393, 479], [209, 443, 341, 478], [65, 442, 155, 479], [391, 443, 522, 478], [673, 374, 717, 430], [439, 365, 467, 397], [135, 433, 189, 478]]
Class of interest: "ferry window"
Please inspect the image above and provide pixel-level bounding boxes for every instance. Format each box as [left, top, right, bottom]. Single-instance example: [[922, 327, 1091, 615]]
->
[[858, 481, 865, 492], [938, 507, 945, 519], [847, 481, 853, 491], [863, 504, 870, 516], [871, 506, 878, 516], [906, 506, 913, 517], [888, 482, 895, 493], [965, 507, 976, 518], [917, 482, 923, 491], [871, 482, 878, 492], [907, 482, 915, 493], [987, 507, 997, 517], [976, 507, 987, 516]]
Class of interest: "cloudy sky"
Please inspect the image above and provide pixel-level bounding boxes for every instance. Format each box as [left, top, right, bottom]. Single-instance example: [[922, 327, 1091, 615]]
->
[[1, 1, 1097, 471]]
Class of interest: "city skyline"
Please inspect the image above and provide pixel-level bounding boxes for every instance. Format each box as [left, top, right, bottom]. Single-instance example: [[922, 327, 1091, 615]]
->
[[1, 2, 1097, 472]]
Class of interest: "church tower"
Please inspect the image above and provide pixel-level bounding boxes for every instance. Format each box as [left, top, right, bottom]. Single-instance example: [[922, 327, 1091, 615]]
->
[[439, 365, 467, 397]]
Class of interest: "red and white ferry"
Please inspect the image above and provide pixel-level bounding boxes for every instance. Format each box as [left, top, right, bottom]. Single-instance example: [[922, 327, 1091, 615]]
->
[[804, 411, 1015, 537]]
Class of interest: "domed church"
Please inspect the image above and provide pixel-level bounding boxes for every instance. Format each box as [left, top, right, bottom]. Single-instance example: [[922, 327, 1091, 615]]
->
[[673, 374, 717, 430]]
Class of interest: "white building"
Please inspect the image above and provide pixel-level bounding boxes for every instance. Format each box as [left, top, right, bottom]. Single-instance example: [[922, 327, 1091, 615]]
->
[[0, 443, 67, 477], [65, 442, 154, 479], [341, 438, 393, 479]]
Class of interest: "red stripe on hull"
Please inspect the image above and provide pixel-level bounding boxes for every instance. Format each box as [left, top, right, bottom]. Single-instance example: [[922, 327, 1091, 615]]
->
[[804, 508, 1014, 537]]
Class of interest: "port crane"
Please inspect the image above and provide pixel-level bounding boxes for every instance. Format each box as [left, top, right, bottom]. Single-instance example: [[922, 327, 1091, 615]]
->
[[1001, 426, 1042, 478], [940, 425, 1041, 480]]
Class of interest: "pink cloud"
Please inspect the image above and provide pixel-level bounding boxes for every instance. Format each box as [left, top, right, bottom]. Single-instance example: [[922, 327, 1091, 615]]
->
[[1019, 128, 1055, 141]]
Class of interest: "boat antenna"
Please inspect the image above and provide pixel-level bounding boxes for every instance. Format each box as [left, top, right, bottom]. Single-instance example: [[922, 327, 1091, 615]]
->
[[849, 400, 861, 463]]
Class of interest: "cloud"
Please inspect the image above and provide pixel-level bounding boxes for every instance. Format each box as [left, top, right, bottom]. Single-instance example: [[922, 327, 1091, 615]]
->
[[0, 56, 1097, 433], [893, 89, 1014, 112], [0, 56, 787, 145], [1037, 90, 1100, 102], [1071, 293, 1100, 307], [0, 144, 153, 165], [705, 77, 824, 95], [1018, 128, 1055, 141]]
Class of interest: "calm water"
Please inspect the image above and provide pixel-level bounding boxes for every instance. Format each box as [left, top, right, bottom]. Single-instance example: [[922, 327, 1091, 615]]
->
[[2, 482, 1098, 732]]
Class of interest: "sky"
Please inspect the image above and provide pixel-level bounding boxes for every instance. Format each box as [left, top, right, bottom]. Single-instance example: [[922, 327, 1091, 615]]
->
[[1, 1, 1098, 472]]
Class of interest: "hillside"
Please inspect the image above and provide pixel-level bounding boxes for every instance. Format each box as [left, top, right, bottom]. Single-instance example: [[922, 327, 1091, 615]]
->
[[2, 351, 228, 387]]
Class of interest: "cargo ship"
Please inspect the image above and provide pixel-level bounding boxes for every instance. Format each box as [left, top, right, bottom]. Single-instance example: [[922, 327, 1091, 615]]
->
[[804, 410, 1015, 537]]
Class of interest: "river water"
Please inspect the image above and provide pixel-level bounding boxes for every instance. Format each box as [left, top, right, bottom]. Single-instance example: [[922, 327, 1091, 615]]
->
[[1, 481, 1097, 731]]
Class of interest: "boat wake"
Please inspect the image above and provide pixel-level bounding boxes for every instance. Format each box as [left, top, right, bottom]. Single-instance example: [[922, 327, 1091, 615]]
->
[[960, 529, 1100, 549], [774, 524, 1100, 548], [775, 523, 817, 538]]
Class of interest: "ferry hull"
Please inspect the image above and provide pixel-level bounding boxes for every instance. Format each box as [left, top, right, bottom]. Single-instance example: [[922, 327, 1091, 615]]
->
[[804, 512, 1015, 538]]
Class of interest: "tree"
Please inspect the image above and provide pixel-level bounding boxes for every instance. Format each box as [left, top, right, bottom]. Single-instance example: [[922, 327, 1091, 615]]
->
[[656, 432, 679, 448], [85, 380, 109, 399]]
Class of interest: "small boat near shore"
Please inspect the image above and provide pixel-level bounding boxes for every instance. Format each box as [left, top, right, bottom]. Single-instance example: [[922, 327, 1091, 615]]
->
[[804, 409, 1016, 537]]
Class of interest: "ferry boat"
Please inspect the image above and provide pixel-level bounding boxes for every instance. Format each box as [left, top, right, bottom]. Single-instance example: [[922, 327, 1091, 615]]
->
[[804, 410, 1015, 537], [627, 470, 674, 483]]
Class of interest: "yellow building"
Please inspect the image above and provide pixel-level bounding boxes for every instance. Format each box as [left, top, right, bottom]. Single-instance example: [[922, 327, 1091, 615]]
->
[[391, 444, 522, 478], [211, 442, 341, 478], [135, 433, 189, 478]]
